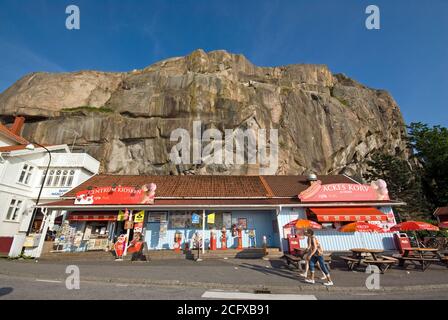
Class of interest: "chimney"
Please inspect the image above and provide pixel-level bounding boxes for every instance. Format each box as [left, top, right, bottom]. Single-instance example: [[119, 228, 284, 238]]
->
[[9, 116, 25, 136]]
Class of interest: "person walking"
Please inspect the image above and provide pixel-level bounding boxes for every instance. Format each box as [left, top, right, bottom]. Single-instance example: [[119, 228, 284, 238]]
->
[[303, 229, 333, 286], [299, 231, 327, 280]]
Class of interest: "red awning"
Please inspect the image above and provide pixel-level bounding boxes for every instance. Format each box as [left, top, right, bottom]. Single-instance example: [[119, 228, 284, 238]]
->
[[309, 207, 387, 222], [68, 212, 118, 221]]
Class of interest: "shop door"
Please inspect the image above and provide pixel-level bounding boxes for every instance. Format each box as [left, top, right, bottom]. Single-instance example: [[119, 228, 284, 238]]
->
[[145, 222, 161, 250]]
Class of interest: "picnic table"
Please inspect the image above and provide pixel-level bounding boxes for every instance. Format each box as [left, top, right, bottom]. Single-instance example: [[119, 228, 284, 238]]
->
[[394, 248, 444, 271], [340, 248, 398, 274], [283, 248, 332, 271]]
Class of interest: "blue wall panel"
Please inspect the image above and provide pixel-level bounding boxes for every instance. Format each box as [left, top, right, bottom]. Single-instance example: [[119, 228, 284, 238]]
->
[[144, 210, 279, 250], [277, 207, 398, 252]]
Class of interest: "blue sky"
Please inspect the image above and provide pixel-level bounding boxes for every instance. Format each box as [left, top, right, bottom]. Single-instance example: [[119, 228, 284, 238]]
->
[[0, 0, 447, 126]]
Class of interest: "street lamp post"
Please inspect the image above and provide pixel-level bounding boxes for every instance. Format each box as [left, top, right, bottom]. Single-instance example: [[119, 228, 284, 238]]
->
[[25, 143, 52, 236]]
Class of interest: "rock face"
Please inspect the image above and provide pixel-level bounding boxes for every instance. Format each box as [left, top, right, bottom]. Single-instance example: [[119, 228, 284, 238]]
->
[[0, 49, 409, 177]]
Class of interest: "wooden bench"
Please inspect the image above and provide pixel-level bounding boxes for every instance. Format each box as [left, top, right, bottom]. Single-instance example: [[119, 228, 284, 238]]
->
[[283, 253, 332, 271], [340, 256, 362, 271], [340, 255, 398, 273], [283, 254, 303, 269], [397, 256, 441, 271], [362, 258, 397, 274], [441, 256, 448, 267]]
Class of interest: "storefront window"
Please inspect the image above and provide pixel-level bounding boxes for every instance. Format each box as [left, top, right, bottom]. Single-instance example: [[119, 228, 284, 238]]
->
[[54, 220, 112, 252], [147, 212, 168, 223], [169, 211, 193, 228], [205, 212, 226, 229]]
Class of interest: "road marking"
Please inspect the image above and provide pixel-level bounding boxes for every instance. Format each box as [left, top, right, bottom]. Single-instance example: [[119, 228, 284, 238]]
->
[[202, 291, 317, 300], [35, 279, 62, 283]]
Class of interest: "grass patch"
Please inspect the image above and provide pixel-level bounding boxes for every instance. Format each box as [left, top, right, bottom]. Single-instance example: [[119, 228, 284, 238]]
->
[[335, 97, 349, 107]]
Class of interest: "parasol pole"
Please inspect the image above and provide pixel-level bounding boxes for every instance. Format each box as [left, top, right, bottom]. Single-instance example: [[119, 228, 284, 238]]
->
[[415, 230, 420, 249]]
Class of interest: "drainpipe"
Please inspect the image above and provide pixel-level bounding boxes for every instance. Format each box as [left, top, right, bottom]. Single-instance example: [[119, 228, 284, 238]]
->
[[276, 205, 284, 252]]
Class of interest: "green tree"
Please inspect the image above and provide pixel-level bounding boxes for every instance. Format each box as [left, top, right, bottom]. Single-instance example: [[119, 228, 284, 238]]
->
[[407, 122, 448, 207], [364, 152, 431, 220]]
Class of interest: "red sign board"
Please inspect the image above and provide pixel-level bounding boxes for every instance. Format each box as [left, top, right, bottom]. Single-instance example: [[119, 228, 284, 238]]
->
[[68, 215, 117, 221], [75, 184, 157, 205], [298, 180, 389, 202]]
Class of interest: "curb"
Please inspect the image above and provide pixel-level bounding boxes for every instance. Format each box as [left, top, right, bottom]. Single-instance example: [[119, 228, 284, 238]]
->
[[1, 270, 448, 293]]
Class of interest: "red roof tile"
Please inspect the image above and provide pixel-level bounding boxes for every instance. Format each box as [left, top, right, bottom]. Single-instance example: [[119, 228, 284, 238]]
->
[[261, 175, 354, 197], [63, 175, 271, 198], [43, 198, 400, 208]]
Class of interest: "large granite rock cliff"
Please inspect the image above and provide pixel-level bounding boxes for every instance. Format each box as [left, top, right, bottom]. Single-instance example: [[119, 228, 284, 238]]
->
[[0, 49, 409, 176]]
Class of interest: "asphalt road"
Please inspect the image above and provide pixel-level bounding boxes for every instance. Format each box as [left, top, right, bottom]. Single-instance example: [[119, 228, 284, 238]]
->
[[2, 258, 448, 289], [1, 274, 448, 300]]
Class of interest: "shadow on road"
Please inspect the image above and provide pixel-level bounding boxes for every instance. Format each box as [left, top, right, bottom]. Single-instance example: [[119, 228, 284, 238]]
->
[[0, 287, 13, 297], [238, 259, 301, 282], [238, 258, 352, 285]]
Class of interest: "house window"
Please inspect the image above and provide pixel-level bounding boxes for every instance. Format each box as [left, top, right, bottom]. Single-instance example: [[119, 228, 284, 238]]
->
[[6, 199, 23, 221], [45, 170, 55, 186], [66, 170, 75, 186], [40, 170, 47, 185], [41, 168, 76, 187], [60, 170, 68, 186], [53, 170, 62, 186], [18, 164, 34, 185]]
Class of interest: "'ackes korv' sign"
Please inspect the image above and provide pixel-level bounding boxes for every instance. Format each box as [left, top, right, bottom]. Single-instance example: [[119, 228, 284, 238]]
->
[[298, 180, 389, 202], [75, 184, 157, 205]]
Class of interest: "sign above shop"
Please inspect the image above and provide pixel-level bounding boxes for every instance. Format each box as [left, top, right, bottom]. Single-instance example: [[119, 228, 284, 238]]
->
[[68, 214, 117, 221], [124, 220, 134, 230], [298, 180, 389, 202], [134, 211, 145, 223], [192, 213, 200, 224], [74, 184, 157, 205]]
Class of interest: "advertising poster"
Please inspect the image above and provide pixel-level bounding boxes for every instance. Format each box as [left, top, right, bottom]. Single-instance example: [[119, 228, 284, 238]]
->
[[117, 210, 125, 221], [170, 212, 191, 228], [192, 213, 200, 224], [134, 211, 145, 223], [238, 218, 247, 230], [223, 213, 232, 229], [160, 222, 168, 239]]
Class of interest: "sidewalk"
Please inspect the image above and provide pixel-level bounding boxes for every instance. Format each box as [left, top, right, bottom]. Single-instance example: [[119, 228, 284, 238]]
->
[[1, 257, 447, 293]]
